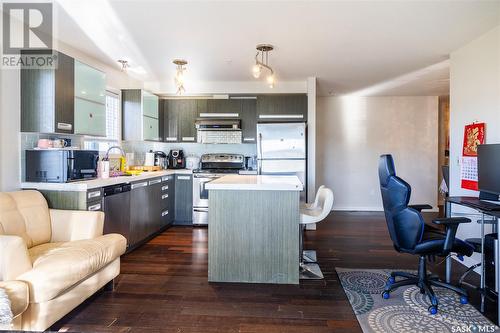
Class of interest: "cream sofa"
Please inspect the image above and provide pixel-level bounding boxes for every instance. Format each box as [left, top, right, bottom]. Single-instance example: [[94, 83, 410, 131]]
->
[[0, 190, 126, 331]]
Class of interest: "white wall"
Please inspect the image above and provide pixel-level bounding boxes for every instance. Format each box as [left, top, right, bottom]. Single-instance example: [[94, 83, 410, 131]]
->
[[316, 96, 439, 211], [449, 26, 500, 268], [0, 41, 144, 192]]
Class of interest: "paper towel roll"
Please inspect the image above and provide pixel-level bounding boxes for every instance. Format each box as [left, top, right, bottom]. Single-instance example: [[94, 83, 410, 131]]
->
[[144, 152, 155, 166]]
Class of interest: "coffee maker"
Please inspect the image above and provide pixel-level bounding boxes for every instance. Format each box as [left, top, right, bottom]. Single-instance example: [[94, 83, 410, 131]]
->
[[168, 149, 185, 169], [152, 151, 168, 169]]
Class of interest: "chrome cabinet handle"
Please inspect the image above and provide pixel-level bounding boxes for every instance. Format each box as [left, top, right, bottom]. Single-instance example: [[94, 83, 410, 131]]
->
[[149, 179, 161, 185], [177, 175, 191, 180], [259, 114, 304, 119], [57, 122, 72, 131], [131, 182, 148, 189], [88, 203, 101, 211], [181, 137, 195, 142], [161, 185, 169, 191], [88, 190, 101, 199], [162, 194, 169, 199], [161, 210, 169, 216], [243, 137, 255, 142]]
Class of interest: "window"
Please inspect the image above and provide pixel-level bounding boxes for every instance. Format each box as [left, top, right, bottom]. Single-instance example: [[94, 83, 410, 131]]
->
[[83, 91, 120, 152], [105, 91, 120, 140]]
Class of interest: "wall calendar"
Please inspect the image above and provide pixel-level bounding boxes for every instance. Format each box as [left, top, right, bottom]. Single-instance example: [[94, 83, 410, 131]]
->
[[461, 122, 485, 191]]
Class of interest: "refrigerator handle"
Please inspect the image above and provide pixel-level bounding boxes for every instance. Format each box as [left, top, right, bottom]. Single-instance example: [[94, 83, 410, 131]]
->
[[258, 132, 263, 159]]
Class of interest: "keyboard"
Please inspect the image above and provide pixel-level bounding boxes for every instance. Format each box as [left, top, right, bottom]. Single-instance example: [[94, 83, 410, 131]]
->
[[461, 198, 500, 211]]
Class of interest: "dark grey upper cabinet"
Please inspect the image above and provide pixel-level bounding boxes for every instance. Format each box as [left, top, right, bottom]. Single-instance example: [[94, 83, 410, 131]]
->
[[161, 99, 197, 143], [21, 50, 75, 134], [174, 174, 193, 225], [179, 100, 197, 142], [240, 99, 257, 143], [256, 94, 308, 122], [205, 99, 242, 117], [161, 99, 180, 142]]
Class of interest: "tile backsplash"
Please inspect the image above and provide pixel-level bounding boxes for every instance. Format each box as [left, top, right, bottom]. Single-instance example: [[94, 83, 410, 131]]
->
[[122, 141, 257, 166], [21, 133, 257, 180]]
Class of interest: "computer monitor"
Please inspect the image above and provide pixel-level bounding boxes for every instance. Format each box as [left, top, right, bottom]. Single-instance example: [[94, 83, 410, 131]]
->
[[478, 144, 500, 199]]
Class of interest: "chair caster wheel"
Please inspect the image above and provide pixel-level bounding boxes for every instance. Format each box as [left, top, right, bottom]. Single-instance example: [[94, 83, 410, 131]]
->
[[382, 291, 390, 299], [428, 305, 438, 315], [388, 276, 395, 284], [460, 296, 468, 304]]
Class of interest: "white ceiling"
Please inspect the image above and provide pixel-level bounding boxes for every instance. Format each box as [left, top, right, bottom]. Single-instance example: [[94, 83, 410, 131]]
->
[[54, 0, 500, 96]]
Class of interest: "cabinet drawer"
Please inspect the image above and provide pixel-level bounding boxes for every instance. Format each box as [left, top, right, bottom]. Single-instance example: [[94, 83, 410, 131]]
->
[[143, 116, 159, 141], [87, 189, 102, 201], [87, 200, 102, 211], [74, 98, 106, 136], [161, 175, 174, 182], [74, 60, 106, 104]]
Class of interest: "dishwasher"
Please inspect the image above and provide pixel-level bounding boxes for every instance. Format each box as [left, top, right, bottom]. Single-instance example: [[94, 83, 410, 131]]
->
[[102, 183, 131, 248]]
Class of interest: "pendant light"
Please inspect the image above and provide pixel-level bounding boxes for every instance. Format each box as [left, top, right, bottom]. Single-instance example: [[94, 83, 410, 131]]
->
[[252, 44, 275, 88], [173, 59, 188, 94]]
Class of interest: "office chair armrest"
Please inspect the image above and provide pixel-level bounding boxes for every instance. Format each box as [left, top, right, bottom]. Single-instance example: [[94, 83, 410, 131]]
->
[[432, 217, 471, 253], [432, 217, 471, 225], [408, 204, 433, 212]]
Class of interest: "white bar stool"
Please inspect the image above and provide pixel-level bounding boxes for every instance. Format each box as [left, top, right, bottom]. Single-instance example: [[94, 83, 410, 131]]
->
[[299, 187, 334, 279], [301, 185, 325, 232]]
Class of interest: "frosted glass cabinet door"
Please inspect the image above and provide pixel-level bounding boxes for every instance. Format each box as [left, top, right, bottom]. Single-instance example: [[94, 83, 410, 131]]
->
[[143, 116, 159, 141], [142, 92, 159, 119], [74, 60, 106, 104], [75, 98, 106, 136]]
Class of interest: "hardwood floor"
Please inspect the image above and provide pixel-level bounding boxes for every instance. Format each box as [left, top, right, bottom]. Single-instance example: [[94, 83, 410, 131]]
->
[[52, 211, 493, 332]]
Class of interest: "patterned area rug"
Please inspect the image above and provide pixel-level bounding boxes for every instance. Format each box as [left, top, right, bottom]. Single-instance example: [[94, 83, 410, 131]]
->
[[336, 268, 499, 333]]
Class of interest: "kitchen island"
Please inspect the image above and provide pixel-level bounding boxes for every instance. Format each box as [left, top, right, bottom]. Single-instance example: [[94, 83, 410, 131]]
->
[[206, 175, 303, 285]]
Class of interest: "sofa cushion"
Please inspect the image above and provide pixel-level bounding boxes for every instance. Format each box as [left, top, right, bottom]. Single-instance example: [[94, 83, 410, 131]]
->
[[17, 234, 126, 303], [0, 191, 51, 248]]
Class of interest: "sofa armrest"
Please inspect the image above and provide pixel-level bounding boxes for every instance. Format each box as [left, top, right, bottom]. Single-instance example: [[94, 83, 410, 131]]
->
[[0, 236, 32, 281], [0, 280, 29, 319], [49, 209, 104, 242]]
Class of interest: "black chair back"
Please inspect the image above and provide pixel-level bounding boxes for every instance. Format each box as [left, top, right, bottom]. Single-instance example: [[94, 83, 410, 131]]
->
[[378, 155, 425, 251]]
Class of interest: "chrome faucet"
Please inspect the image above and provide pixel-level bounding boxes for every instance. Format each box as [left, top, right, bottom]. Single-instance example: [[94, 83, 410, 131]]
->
[[104, 146, 125, 160]]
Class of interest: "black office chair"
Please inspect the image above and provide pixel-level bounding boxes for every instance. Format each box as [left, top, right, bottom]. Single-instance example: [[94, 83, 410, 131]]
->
[[378, 154, 475, 314]]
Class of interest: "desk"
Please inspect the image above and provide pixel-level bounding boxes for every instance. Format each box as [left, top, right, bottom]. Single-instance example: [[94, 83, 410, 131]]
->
[[446, 196, 500, 320]]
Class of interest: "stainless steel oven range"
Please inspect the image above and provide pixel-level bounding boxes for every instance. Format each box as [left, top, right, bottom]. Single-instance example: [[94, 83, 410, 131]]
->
[[192, 153, 245, 225]]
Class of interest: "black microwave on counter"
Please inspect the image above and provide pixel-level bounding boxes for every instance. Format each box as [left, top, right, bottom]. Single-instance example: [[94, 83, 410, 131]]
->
[[25, 149, 99, 183]]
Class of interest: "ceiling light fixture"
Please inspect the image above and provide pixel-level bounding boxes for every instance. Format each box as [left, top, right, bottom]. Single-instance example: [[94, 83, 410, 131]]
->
[[117, 59, 129, 72], [173, 59, 188, 95], [252, 44, 275, 88]]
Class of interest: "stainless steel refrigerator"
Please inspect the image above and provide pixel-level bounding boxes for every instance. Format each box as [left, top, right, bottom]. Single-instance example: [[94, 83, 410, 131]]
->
[[257, 122, 307, 201]]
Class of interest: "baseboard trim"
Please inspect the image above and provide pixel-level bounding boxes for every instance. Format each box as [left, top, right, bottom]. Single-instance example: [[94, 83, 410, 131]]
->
[[332, 207, 439, 213]]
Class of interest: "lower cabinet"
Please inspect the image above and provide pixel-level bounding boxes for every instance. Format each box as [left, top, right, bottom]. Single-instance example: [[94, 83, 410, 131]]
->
[[147, 178, 163, 233], [161, 175, 175, 226], [34, 173, 189, 251], [174, 174, 193, 225], [129, 180, 150, 246]]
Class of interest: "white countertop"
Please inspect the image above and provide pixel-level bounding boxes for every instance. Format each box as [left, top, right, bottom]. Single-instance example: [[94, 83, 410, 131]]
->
[[205, 175, 303, 191], [21, 169, 192, 192]]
